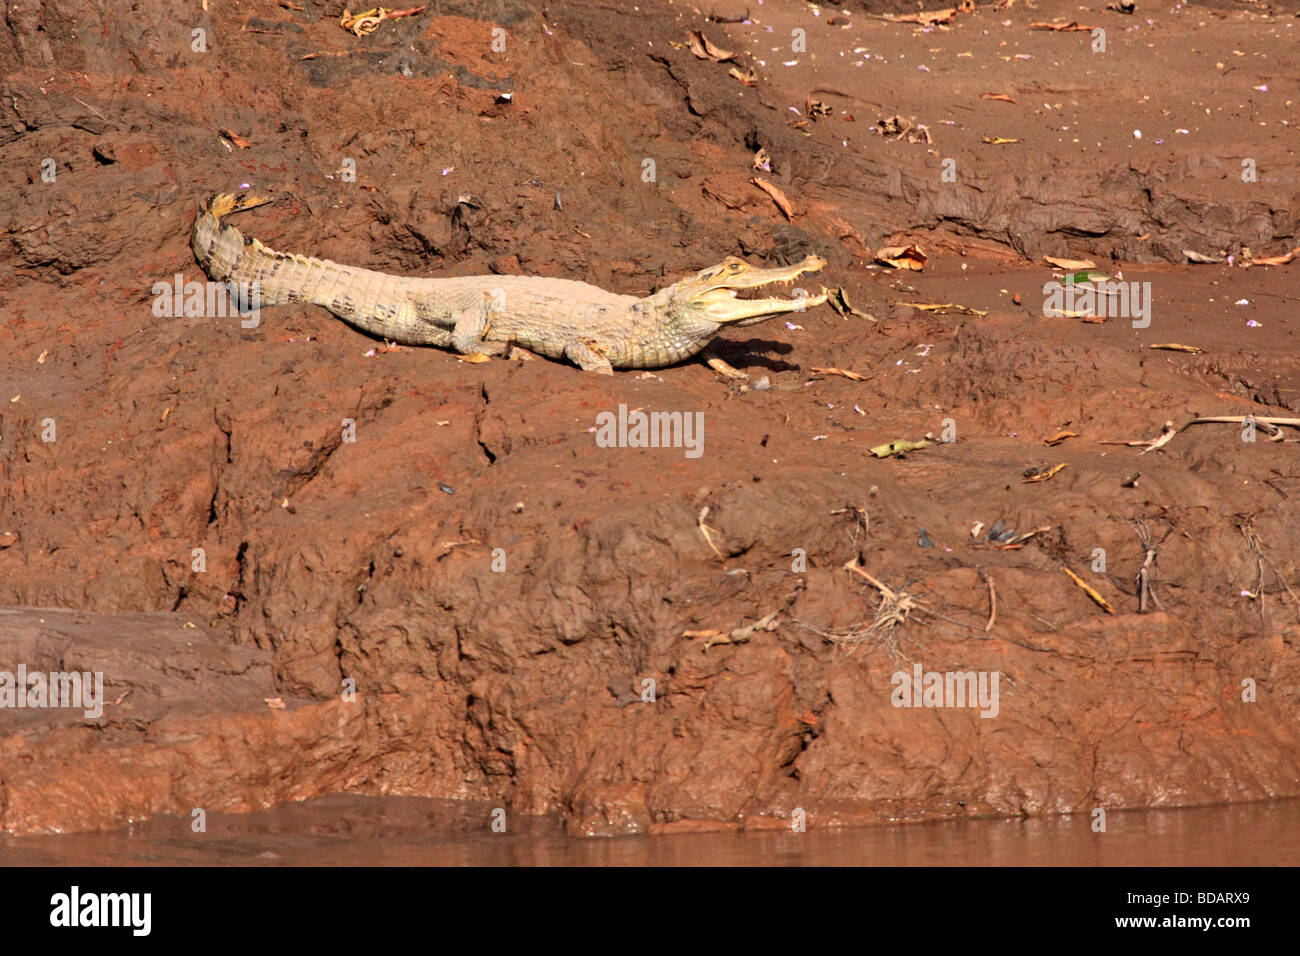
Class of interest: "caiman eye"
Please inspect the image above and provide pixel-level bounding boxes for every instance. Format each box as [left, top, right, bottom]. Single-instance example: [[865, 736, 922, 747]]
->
[[729, 263, 742, 272]]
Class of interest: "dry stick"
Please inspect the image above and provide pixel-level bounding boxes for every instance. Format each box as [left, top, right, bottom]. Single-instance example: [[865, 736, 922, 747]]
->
[[1126, 518, 1163, 613], [1241, 521, 1300, 620], [697, 506, 724, 559], [979, 568, 997, 631]]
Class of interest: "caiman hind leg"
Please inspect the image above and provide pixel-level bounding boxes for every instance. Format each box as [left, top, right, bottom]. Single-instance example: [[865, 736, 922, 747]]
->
[[564, 340, 614, 375], [451, 292, 512, 358]]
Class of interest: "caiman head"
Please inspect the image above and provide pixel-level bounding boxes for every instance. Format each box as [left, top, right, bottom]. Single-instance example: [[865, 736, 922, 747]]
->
[[647, 254, 829, 331]]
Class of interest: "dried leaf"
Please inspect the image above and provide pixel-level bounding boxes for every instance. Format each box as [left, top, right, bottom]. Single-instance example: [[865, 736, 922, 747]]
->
[[1149, 343, 1203, 353], [219, 128, 251, 148], [875, 243, 928, 270], [1044, 430, 1077, 446], [729, 65, 758, 86], [687, 30, 735, 61], [908, 301, 986, 316], [751, 147, 771, 172], [877, 114, 931, 143], [981, 92, 1016, 103], [1030, 21, 1097, 31], [883, 8, 957, 25], [981, 136, 1020, 145], [458, 352, 492, 363], [752, 177, 794, 220], [1023, 462, 1067, 483], [1183, 249, 1225, 264], [871, 438, 932, 458], [811, 366, 868, 381], [341, 6, 426, 37], [1044, 255, 1097, 270], [827, 287, 876, 321]]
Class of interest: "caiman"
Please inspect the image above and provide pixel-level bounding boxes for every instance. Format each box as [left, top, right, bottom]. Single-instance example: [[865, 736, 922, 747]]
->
[[192, 192, 829, 374]]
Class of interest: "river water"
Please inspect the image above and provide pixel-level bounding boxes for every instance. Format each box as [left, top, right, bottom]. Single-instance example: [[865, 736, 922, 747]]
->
[[1, 795, 1297, 865]]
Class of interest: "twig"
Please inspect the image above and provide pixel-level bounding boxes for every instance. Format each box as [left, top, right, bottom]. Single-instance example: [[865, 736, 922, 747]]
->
[[1126, 518, 1164, 613], [980, 568, 997, 631], [685, 608, 781, 650], [1063, 567, 1116, 614], [72, 96, 106, 120], [697, 506, 724, 559], [1241, 520, 1300, 623]]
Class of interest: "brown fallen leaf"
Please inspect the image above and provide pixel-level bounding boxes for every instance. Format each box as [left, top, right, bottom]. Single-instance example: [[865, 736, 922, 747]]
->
[[1044, 430, 1077, 446], [219, 128, 251, 148], [729, 65, 758, 86], [1149, 343, 1203, 353], [752, 147, 771, 172], [871, 438, 933, 459], [997, 525, 1052, 548], [811, 366, 869, 381], [341, 7, 427, 37], [981, 136, 1020, 145], [877, 114, 931, 144], [1030, 20, 1097, 31], [806, 96, 830, 119], [875, 243, 927, 270], [908, 302, 986, 316], [981, 92, 1016, 103], [264, 696, 287, 710], [1063, 567, 1115, 614], [1044, 255, 1097, 270], [688, 30, 735, 61], [752, 177, 794, 220], [1023, 462, 1067, 483], [882, 8, 957, 25], [827, 287, 877, 321], [457, 352, 492, 364]]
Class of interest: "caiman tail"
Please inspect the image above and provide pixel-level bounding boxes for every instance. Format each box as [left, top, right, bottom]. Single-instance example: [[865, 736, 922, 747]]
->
[[191, 192, 446, 342]]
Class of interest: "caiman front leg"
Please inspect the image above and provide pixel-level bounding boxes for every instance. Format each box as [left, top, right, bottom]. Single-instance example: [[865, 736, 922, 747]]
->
[[564, 340, 614, 375], [699, 347, 750, 380]]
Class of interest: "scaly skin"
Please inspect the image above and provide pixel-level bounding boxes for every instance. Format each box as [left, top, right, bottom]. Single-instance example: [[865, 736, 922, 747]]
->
[[192, 193, 829, 373]]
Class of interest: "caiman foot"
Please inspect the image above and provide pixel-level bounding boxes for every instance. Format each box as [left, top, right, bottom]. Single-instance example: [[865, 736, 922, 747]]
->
[[451, 293, 511, 359], [565, 340, 614, 375], [701, 349, 749, 380]]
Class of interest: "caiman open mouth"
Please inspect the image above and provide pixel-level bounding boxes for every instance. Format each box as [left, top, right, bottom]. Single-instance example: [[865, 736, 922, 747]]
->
[[692, 254, 829, 323]]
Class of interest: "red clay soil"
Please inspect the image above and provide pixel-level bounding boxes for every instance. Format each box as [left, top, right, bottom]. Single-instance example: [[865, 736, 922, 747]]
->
[[1, 0, 1299, 836]]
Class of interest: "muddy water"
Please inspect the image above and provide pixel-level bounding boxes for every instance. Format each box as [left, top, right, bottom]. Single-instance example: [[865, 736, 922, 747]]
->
[[2, 797, 1296, 866]]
